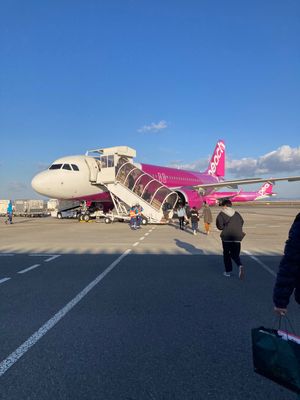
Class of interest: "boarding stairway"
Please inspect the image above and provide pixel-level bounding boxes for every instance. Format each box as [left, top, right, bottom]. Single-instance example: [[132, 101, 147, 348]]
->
[[85, 147, 178, 224]]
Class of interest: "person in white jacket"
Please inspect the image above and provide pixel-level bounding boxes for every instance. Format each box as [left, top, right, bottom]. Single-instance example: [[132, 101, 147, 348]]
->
[[177, 204, 187, 230]]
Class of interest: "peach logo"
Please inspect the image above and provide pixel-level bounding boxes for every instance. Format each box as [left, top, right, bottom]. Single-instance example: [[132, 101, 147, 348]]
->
[[258, 182, 271, 196], [207, 141, 225, 176]]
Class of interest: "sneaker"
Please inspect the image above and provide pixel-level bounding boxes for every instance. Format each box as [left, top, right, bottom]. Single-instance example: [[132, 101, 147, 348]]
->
[[193, 230, 196, 235], [223, 272, 231, 277], [239, 266, 245, 280]]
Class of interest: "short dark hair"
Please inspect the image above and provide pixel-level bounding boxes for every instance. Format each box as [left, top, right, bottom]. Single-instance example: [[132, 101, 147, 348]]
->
[[221, 199, 232, 207]]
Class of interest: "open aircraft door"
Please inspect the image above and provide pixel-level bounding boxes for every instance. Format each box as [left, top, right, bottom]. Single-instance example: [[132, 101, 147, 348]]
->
[[84, 157, 100, 183]]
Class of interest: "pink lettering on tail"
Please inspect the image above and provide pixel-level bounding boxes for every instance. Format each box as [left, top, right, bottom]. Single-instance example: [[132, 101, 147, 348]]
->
[[207, 141, 225, 177]]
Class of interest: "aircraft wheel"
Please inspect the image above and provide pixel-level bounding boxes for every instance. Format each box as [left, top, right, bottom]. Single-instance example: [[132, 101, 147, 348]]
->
[[141, 218, 148, 225], [83, 214, 90, 222], [104, 217, 111, 224], [57, 212, 62, 219]]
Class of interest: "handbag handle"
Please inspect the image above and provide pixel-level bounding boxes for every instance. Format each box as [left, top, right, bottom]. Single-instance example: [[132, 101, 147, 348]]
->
[[277, 315, 297, 337]]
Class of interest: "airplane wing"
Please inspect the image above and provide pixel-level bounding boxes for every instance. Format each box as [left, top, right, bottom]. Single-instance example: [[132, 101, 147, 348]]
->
[[193, 176, 300, 192]]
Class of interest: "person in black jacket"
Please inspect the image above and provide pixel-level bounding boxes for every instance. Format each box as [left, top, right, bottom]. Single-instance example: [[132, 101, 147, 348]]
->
[[216, 199, 245, 279], [273, 213, 300, 315]]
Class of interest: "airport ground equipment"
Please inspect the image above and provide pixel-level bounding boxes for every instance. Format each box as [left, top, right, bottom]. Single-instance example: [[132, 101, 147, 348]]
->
[[0, 200, 10, 216], [78, 209, 105, 222], [85, 146, 178, 224], [14, 200, 29, 216], [48, 199, 82, 218], [11, 199, 47, 217], [101, 193, 148, 225], [26, 200, 47, 217], [49, 199, 81, 218], [56, 209, 80, 219]]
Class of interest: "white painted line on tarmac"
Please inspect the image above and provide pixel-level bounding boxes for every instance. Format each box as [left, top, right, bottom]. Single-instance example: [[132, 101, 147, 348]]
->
[[0, 254, 15, 257], [17, 264, 41, 274], [0, 248, 132, 377], [144, 233, 149, 236], [44, 255, 61, 263], [133, 242, 139, 247], [244, 250, 276, 278], [269, 225, 280, 228], [0, 277, 11, 284], [139, 237, 145, 241]]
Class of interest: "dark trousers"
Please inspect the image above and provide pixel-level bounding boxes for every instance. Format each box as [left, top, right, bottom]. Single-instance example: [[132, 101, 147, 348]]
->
[[222, 241, 242, 272], [179, 216, 185, 230], [130, 217, 136, 229]]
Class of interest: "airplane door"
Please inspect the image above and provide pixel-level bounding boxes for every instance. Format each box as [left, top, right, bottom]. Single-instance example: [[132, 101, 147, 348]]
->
[[84, 157, 100, 182]]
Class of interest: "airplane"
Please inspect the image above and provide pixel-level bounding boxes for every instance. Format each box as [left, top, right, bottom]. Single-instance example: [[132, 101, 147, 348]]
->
[[31, 140, 300, 211], [204, 181, 276, 205]]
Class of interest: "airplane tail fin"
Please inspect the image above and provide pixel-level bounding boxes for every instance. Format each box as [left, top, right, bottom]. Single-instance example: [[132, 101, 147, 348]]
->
[[257, 182, 274, 197], [206, 140, 225, 178]]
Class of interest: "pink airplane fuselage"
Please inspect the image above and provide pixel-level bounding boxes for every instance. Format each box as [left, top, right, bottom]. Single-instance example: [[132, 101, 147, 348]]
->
[[90, 163, 220, 209], [204, 184, 275, 205], [90, 167, 273, 209], [204, 191, 262, 205]]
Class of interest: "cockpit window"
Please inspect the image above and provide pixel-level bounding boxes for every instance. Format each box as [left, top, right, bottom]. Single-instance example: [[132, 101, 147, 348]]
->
[[49, 164, 63, 170], [62, 164, 72, 170], [71, 164, 79, 171]]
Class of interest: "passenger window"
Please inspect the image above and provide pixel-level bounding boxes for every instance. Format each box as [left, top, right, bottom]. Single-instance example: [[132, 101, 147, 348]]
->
[[49, 164, 63, 170], [62, 164, 72, 170], [71, 164, 79, 171]]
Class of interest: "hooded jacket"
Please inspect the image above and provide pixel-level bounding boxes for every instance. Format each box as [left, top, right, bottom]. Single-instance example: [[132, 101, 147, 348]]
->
[[216, 207, 245, 242], [273, 213, 300, 308]]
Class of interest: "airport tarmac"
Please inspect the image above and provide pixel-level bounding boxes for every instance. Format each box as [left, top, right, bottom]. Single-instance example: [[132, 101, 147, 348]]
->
[[0, 205, 299, 399]]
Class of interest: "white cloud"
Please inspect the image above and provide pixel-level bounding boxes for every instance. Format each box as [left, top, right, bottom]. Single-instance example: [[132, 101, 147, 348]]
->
[[227, 145, 300, 177], [138, 120, 168, 133], [170, 145, 300, 177]]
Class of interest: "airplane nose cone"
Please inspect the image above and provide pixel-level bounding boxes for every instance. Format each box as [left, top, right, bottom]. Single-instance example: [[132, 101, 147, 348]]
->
[[31, 172, 50, 196]]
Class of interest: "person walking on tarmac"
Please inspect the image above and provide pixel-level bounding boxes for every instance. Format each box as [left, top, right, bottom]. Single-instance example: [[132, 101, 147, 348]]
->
[[216, 199, 245, 279], [136, 203, 144, 229], [129, 205, 137, 230], [177, 204, 187, 230], [273, 212, 300, 316], [190, 207, 199, 235], [202, 201, 213, 234], [5, 200, 13, 225]]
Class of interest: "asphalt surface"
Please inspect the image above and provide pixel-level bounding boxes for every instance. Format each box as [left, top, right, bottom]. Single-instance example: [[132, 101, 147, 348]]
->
[[0, 206, 299, 399]]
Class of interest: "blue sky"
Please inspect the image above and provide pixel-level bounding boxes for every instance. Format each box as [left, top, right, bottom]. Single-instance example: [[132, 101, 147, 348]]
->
[[1, 0, 300, 199]]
